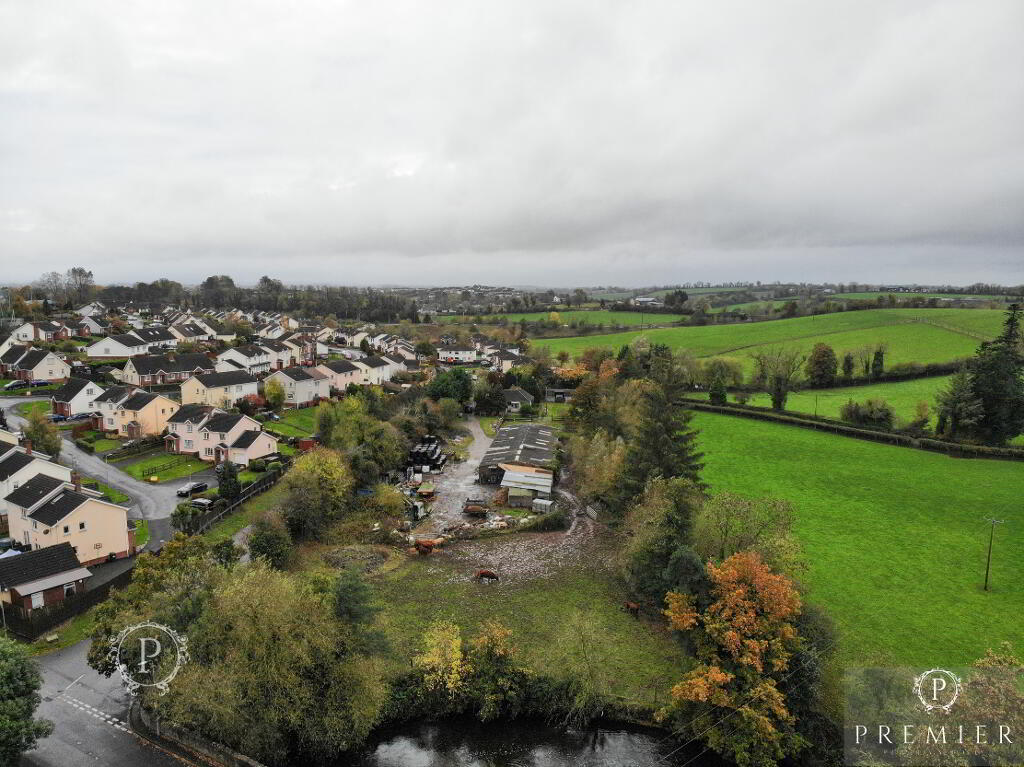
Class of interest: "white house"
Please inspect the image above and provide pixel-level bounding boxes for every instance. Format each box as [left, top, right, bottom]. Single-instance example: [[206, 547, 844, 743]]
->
[[86, 334, 150, 358], [76, 301, 107, 317], [353, 356, 391, 385], [216, 345, 271, 375], [265, 367, 329, 406], [0, 443, 72, 516], [7, 348, 71, 382], [437, 345, 477, 364], [51, 378, 104, 417], [259, 340, 296, 370], [10, 321, 71, 343]]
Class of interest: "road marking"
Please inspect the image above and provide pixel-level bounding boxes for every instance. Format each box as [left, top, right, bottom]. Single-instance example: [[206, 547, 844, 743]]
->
[[62, 673, 86, 695]]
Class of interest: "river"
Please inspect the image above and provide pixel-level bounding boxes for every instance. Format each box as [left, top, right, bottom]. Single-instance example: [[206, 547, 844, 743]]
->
[[354, 719, 724, 766]]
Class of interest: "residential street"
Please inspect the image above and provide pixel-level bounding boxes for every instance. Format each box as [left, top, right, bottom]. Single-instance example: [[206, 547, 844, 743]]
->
[[24, 639, 188, 767], [1, 397, 213, 552]]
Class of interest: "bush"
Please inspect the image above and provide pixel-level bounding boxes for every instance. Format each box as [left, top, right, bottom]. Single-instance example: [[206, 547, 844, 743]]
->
[[75, 439, 95, 454], [267, 461, 283, 473], [250, 459, 266, 472], [839, 398, 895, 430], [521, 508, 568, 531]]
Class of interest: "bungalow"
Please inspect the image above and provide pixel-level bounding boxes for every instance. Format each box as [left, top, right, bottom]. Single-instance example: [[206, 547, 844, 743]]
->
[[7, 348, 71, 382], [85, 333, 150, 358], [0, 543, 92, 613], [170, 322, 215, 343], [9, 321, 71, 344], [51, 378, 105, 417], [5, 475, 136, 565], [265, 367, 328, 406], [120, 352, 214, 387], [503, 386, 535, 413], [181, 371, 258, 408], [216, 345, 271, 375], [316, 359, 362, 391], [131, 326, 178, 350]]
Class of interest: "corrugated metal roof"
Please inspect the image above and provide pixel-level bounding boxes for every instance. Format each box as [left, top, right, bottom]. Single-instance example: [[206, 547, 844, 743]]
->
[[500, 469, 554, 493]]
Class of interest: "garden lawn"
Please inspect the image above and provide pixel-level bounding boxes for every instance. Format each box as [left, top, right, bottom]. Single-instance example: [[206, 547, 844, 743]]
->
[[533, 308, 1005, 372], [15, 401, 50, 418], [91, 437, 121, 453], [265, 408, 317, 438], [373, 536, 688, 706], [121, 454, 209, 482], [693, 411, 1024, 667], [133, 519, 150, 547], [201, 482, 286, 546]]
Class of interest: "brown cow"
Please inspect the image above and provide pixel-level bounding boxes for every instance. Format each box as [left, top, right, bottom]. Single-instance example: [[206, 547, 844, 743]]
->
[[414, 537, 445, 555], [475, 569, 499, 583], [623, 601, 640, 618]]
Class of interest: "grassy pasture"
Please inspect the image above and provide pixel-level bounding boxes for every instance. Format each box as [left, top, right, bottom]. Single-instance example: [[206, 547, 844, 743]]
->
[[533, 308, 1005, 371], [694, 411, 1024, 666], [264, 407, 317, 438]]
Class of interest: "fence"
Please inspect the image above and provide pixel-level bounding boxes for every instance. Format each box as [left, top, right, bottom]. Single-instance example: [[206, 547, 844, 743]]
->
[[106, 437, 165, 462], [190, 467, 286, 535], [680, 399, 1024, 462], [125, 454, 194, 477], [3, 567, 135, 641]]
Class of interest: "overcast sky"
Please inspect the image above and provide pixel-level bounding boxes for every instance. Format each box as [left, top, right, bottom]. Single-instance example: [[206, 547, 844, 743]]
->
[[2, 1, 1023, 288]]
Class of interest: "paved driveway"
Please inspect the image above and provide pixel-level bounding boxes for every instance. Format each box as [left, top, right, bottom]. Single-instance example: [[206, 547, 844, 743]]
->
[[1, 398, 215, 551], [25, 639, 188, 767]]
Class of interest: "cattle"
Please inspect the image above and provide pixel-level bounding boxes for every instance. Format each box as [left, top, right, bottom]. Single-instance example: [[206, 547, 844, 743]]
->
[[475, 569, 499, 583], [623, 601, 640, 618], [414, 537, 446, 555]]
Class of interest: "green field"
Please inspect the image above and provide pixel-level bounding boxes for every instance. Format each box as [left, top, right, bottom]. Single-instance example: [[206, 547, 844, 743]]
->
[[533, 308, 1005, 372], [838, 291, 1015, 302], [695, 375, 954, 423], [440, 310, 685, 327], [15, 401, 51, 418], [694, 411, 1024, 666]]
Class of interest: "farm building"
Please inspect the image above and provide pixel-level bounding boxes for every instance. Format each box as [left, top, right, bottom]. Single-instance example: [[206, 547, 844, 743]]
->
[[478, 423, 557, 484]]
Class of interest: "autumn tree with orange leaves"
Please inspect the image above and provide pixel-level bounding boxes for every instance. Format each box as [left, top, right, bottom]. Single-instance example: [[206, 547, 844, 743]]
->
[[661, 551, 806, 767]]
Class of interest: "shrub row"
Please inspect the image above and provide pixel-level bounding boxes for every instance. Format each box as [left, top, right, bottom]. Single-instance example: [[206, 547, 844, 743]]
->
[[680, 399, 1024, 462], [75, 439, 95, 454]]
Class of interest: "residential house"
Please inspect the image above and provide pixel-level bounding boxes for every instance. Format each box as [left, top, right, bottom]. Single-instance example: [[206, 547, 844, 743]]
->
[[120, 353, 214, 387], [6, 348, 71, 382], [93, 388, 179, 438], [77, 316, 110, 336], [170, 322, 215, 343], [0, 543, 92, 613], [181, 371, 258, 407], [188, 411, 273, 464], [5, 475, 136, 565], [216, 345, 271, 375], [489, 349, 522, 373], [164, 404, 214, 458], [437, 345, 477, 364], [223, 428, 279, 467], [265, 367, 328, 406], [76, 301, 107, 317], [85, 334, 150, 358], [502, 386, 535, 413], [9, 321, 71, 344], [354, 355, 393, 385], [130, 326, 178, 350], [315, 359, 362, 391], [51, 378, 105, 417], [259, 339, 295, 370], [0, 444, 72, 526]]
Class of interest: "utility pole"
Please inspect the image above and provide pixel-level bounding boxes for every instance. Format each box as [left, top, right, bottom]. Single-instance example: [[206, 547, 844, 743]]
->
[[984, 518, 1005, 591]]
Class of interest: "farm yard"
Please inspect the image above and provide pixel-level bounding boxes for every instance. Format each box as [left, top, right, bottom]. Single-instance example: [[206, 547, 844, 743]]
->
[[694, 411, 1024, 667]]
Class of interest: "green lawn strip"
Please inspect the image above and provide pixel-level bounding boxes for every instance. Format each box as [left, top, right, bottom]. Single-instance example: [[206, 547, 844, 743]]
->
[[693, 411, 1024, 667], [532, 308, 1004, 364], [201, 483, 286, 546], [91, 437, 121, 452], [264, 409, 317, 438], [479, 417, 501, 437], [373, 544, 687, 705], [121, 455, 209, 482], [90, 481, 130, 504], [133, 519, 150, 547], [27, 609, 97, 656], [15, 401, 50, 418]]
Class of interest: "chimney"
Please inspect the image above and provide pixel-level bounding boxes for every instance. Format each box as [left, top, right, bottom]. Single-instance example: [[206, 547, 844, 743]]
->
[[23, 439, 31, 455], [71, 472, 82, 492]]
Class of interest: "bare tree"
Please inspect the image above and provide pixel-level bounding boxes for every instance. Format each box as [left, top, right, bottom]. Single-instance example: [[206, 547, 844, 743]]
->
[[65, 266, 95, 305], [751, 347, 806, 410]]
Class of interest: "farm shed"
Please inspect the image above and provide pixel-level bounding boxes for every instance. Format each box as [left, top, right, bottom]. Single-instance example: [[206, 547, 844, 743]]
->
[[478, 424, 557, 484]]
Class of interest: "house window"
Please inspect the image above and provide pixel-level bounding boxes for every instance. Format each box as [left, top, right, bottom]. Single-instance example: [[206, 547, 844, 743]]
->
[[64, 583, 76, 597], [184, 439, 193, 448], [205, 448, 213, 456], [219, 433, 225, 440], [31, 521, 37, 530], [203, 432, 209, 440], [79, 521, 87, 531], [31, 592, 44, 609], [186, 424, 193, 433], [63, 525, 70, 535]]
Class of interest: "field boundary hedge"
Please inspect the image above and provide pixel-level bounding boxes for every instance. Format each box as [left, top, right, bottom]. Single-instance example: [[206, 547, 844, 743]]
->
[[680, 399, 1024, 462]]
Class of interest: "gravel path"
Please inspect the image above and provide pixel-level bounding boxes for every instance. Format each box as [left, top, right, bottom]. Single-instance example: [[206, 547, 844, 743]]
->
[[416, 417, 494, 536]]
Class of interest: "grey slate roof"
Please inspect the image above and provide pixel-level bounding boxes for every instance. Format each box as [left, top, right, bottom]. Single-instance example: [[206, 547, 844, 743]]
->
[[51, 377, 95, 403], [193, 371, 257, 387], [230, 430, 264, 449], [275, 366, 313, 381], [0, 543, 85, 590], [201, 412, 245, 433], [479, 424, 556, 471], [4, 473, 65, 510], [118, 392, 158, 411], [323, 359, 359, 374], [167, 404, 214, 424], [30, 488, 91, 526], [0, 450, 35, 482]]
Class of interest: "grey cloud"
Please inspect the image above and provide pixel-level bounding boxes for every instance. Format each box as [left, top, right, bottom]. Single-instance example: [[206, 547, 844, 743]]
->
[[1, 0, 1022, 286]]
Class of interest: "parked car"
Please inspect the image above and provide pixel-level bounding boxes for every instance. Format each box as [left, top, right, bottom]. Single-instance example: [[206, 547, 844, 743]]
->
[[176, 481, 209, 497], [46, 413, 67, 422], [3, 380, 28, 391], [68, 413, 91, 421], [29, 380, 50, 387], [0, 538, 14, 553], [190, 498, 213, 510]]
